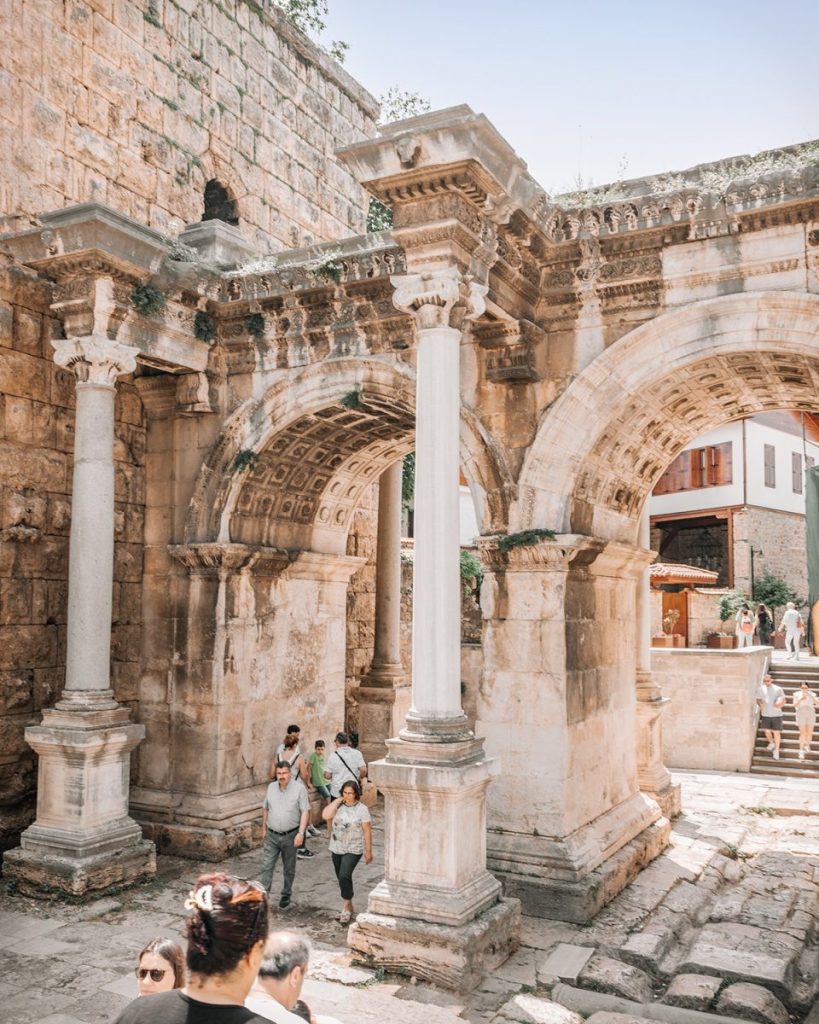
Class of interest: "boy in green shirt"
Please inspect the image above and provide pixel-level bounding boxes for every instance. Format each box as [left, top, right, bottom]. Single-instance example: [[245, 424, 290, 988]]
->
[[308, 740, 331, 836]]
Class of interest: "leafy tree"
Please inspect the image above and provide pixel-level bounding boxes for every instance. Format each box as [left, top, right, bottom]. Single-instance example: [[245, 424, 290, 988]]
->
[[753, 570, 799, 622], [460, 549, 483, 597], [275, 0, 347, 63], [718, 588, 750, 624], [401, 453, 415, 509], [378, 87, 431, 124]]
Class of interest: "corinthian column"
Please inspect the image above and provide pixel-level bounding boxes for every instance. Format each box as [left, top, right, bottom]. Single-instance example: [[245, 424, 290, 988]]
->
[[55, 336, 139, 706], [349, 268, 519, 991], [371, 460, 404, 680], [3, 333, 156, 897]]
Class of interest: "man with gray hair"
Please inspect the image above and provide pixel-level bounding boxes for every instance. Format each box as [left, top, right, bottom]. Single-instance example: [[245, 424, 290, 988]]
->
[[246, 931, 311, 1024]]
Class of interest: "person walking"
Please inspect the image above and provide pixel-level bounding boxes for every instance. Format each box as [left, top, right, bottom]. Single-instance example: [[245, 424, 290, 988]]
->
[[756, 672, 786, 760], [736, 604, 756, 649], [272, 726, 317, 856], [114, 873, 270, 1024], [780, 602, 804, 660], [260, 762, 310, 910], [756, 603, 774, 646], [324, 732, 367, 798], [794, 681, 819, 760], [307, 740, 332, 837], [322, 780, 373, 924]]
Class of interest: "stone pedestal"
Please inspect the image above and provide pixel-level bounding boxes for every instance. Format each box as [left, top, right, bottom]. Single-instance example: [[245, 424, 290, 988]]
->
[[477, 534, 670, 923], [2, 331, 156, 897], [348, 268, 519, 989]]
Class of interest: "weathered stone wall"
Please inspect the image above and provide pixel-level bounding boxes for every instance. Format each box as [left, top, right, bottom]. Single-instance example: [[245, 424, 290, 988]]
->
[[0, 0, 377, 250], [733, 506, 809, 610], [653, 647, 769, 771], [0, 265, 145, 851]]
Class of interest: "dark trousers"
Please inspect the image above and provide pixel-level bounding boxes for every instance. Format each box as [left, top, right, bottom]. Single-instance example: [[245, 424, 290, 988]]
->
[[332, 852, 362, 900], [260, 828, 297, 897]]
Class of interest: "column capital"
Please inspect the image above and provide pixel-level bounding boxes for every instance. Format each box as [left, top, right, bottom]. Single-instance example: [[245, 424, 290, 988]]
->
[[53, 335, 138, 387], [391, 268, 487, 331]]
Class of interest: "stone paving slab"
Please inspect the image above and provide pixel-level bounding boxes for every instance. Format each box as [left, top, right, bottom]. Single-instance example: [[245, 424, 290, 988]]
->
[[0, 771, 818, 1024]]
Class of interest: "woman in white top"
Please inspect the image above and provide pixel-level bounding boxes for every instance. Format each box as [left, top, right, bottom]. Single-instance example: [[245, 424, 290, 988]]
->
[[794, 682, 819, 759], [322, 780, 372, 925]]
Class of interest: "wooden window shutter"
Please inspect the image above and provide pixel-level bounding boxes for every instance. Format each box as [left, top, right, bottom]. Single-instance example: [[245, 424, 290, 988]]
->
[[764, 444, 776, 488], [793, 452, 803, 494]]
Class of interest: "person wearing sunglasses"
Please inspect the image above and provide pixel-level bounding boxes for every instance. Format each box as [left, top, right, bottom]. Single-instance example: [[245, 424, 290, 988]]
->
[[136, 937, 185, 996], [115, 873, 271, 1023]]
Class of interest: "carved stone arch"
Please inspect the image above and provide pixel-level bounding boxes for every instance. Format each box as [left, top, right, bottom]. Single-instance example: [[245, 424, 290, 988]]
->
[[186, 357, 513, 551], [516, 291, 819, 546]]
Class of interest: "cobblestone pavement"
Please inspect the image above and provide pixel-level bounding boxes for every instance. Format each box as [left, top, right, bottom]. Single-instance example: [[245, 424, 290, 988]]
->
[[0, 770, 817, 1024]]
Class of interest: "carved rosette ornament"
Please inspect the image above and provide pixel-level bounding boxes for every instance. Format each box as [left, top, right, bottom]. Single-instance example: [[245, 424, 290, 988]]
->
[[391, 268, 487, 332], [52, 335, 139, 387]]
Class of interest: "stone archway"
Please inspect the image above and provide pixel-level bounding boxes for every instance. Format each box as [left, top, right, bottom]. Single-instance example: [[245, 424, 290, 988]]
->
[[135, 356, 512, 857], [516, 291, 819, 542], [477, 290, 819, 921]]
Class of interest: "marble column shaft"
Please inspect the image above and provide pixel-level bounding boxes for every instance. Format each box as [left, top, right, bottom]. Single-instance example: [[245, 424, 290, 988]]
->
[[371, 460, 403, 677]]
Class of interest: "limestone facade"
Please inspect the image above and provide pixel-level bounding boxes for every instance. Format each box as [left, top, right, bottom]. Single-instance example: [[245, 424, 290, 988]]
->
[[1, 0, 819, 979], [0, 0, 377, 248]]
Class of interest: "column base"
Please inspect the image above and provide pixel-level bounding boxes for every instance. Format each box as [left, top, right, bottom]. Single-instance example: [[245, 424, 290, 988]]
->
[[131, 784, 266, 859], [642, 780, 681, 819], [488, 793, 670, 923], [349, 896, 520, 993], [3, 833, 155, 900]]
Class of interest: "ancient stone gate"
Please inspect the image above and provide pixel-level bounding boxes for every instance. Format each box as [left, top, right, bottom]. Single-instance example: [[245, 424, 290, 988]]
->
[[2, 0, 819, 991]]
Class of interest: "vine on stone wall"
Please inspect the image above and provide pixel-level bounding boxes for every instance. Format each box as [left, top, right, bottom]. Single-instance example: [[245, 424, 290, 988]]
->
[[498, 528, 557, 554], [194, 311, 216, 343], [131, 283, 166, 317]]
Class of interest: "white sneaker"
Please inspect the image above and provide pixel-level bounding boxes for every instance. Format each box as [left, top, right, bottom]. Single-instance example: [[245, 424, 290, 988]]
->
[[799, 749, 805, 760], [766, 742, 775, 752], [306, 825, 320, 838], [773, 749, 780, 760]]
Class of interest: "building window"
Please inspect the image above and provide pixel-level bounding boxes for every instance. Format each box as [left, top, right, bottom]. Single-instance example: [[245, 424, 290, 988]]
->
[[202, 179, 239, 225], [793, 452, 803, 494], [764, 444, 776, 488], [653, 442, 733, 496]]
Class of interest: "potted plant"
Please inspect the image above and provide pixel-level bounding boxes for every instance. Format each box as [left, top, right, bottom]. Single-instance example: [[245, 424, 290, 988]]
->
[[706, 631, 737, 649], [662, 609, 685, 647]]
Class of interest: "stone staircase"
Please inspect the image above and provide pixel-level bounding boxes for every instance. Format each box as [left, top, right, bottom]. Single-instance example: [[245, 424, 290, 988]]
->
[[751, 661, 819, 777]]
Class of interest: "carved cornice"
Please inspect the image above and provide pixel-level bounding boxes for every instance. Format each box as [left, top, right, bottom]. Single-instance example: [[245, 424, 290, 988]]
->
[[391, 267, 486, 331], [168, 543, 291, 577], [52, 334, 138, 386], [477, 534, 652, 578]]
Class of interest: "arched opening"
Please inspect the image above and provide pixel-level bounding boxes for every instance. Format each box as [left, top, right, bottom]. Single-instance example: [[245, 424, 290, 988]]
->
[[202, 178, 239, 225]]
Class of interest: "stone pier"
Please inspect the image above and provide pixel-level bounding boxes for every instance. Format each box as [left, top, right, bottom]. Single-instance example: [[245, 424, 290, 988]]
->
[[3, 328, 155, 896], [348, 268, 520, 991]]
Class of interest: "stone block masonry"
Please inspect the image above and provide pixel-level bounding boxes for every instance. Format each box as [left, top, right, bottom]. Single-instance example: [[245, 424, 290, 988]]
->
[[0, 0, 378, 251], [0, 266, 146, 852]]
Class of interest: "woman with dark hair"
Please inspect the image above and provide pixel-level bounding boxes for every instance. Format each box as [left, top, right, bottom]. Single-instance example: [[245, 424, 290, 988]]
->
[[115, 873, 271, 1023], [757, 603, 773, 646], [135, 937, 185, 996], [322, 779, 372, 924]]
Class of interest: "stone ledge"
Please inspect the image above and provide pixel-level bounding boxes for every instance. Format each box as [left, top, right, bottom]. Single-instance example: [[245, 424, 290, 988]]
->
[[3, 838, 155, 899], [494, 818, 670, 923], [348, 895, 520, 993]]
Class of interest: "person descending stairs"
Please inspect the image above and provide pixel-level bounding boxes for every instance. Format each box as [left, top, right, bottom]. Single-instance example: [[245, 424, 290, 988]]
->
[[751, 661, 819, 777]]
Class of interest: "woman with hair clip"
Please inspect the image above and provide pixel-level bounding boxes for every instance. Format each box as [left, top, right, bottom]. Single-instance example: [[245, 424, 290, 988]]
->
[[322, 779, 372, 925], [115, 872, 271, 1023]]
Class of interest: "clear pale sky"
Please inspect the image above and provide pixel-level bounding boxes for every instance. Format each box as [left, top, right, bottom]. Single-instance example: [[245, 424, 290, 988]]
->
[[323, 1, 819, 194]]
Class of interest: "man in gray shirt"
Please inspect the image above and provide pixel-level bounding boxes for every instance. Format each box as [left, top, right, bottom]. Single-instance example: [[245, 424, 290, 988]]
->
[[260, 761, 310, 909], [756, 673, 786, 760]]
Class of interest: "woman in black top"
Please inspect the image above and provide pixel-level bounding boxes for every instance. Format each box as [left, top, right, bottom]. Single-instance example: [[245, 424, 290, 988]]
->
[[757, 603, 773, 646], [115, 873, 270, 1024]]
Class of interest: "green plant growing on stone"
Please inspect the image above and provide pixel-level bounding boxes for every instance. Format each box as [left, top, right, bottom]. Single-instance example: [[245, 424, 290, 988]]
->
[[460, 548, 483, 596], [234, 450, 259, 473], [498, 528, 557, 554], [742, 805, 776, 817], [314, 258, 344, 283], [340, 388, 363, 410], [366, 198, 393, 232], [131, 283, 166, 317], [194, 311, 216, 343], [274, 0, 347, 63], [143, 0, 161, 28], [718, 588, 751, 623], [378, 87, 431, 124], [327, 40, 348, 63], [724, 843, 752, 861], [401, 452, 415, 509], [245, 313, 265, 340]]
